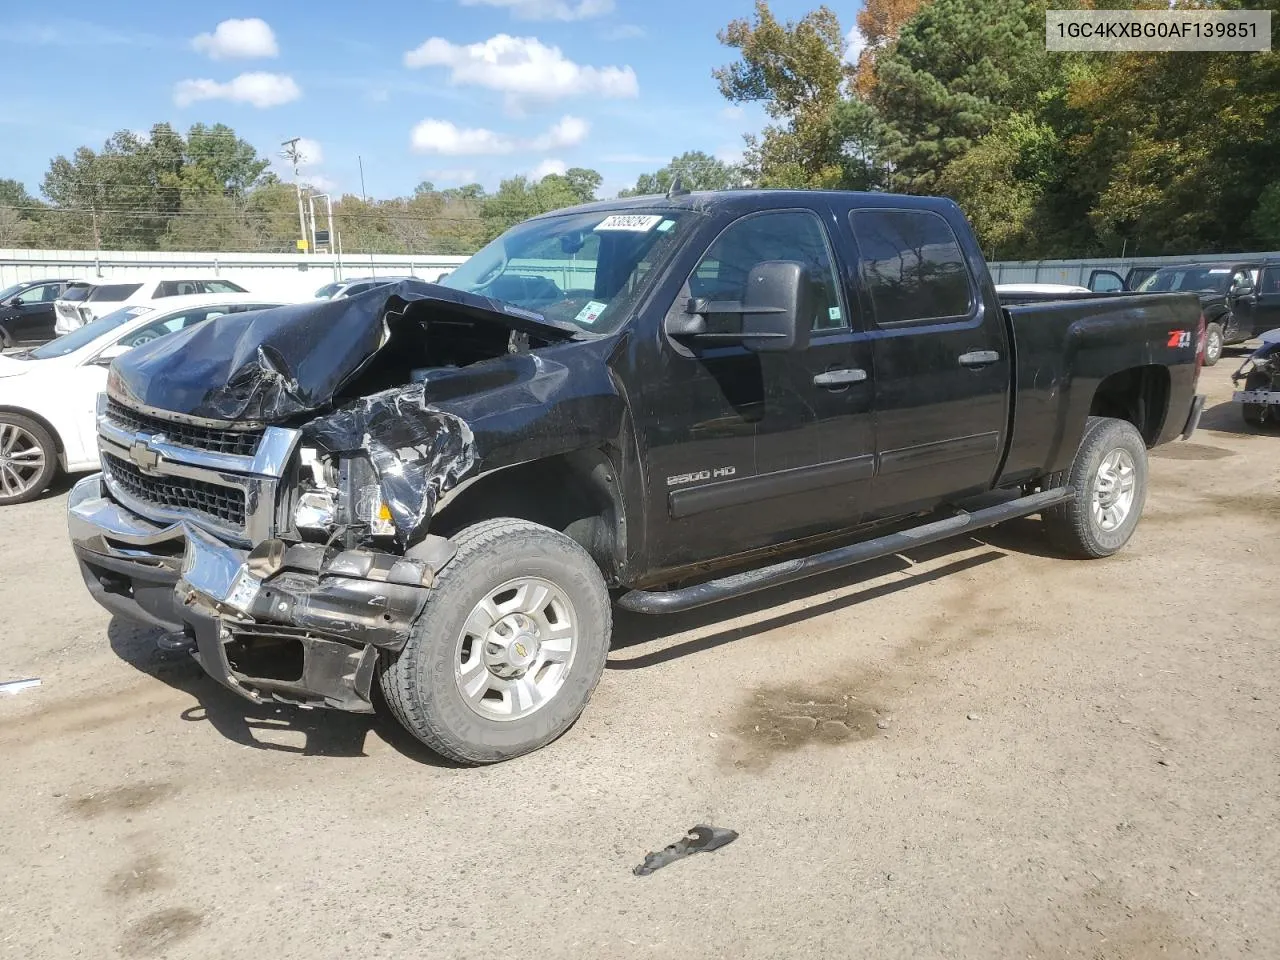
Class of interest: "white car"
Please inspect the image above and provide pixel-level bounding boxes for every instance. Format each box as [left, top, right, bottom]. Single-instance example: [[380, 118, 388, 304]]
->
[[311, 275, 421, 300], [0, 294, 283, 505], [53, 274, 251, 336]]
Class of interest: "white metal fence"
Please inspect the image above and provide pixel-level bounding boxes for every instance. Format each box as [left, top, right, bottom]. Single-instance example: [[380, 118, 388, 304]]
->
[[988, 251, 1280, 286], [0, 249, 470, 301]]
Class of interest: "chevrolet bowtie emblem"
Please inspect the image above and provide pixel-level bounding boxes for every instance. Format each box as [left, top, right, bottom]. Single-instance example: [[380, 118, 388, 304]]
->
[[128, 439, 160, 472]]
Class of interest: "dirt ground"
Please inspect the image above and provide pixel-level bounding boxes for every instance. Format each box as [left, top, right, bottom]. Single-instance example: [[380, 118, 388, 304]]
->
[[1, 356, 1277, 960]]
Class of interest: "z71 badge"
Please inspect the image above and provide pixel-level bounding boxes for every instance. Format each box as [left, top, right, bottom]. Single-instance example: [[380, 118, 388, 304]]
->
[[667, 466, 736, 486]]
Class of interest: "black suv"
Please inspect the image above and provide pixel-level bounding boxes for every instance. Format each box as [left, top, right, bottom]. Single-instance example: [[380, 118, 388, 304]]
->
[[1135, 262, 1275, 365], [0, 278, 93, 347]]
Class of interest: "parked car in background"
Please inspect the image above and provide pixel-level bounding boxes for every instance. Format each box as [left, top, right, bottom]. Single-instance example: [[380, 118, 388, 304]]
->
[[53, 275, 250, 336], [1086, 266, 1161, 293], [313, 276, 421, 300], [995, 283, 1091, 304], [0, 279, 94, 347], [1135, 261, 1280, 365], [0, 294, 283, 504]]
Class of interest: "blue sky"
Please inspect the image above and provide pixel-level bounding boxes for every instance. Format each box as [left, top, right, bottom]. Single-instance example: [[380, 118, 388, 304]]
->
[[3, 0, 863, 201]]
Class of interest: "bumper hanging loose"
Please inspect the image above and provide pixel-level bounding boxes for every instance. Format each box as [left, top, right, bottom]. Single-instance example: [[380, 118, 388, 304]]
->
[[69, 474, 444, 713]]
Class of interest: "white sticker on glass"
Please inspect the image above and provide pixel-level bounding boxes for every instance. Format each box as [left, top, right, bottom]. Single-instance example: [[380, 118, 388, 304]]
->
[[575, 300, 609, 325], [828, 306, 842, 321], [595, 214, 663, 232]]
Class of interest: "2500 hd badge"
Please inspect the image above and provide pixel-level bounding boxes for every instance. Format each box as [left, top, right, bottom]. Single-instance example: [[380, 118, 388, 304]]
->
[[667, 466, 737, 486]]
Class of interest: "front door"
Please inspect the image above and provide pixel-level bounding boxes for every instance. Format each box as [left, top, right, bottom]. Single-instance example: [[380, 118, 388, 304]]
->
[[641, 208, 876, 574], [9, 282, 62, 344], [843, 207, 1011, 518]]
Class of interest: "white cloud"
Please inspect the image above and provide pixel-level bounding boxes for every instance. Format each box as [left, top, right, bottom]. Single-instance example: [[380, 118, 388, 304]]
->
[[174, 72, 301, 108], [602, 23, 645, 40], [411, 120, 514, 155], [404, 34, 638, 111], [844, 25, 867, 65], [531, 158, 568, 178], [720, 105, 744, 121], [301, 173, 338, 192], [600, 152, 666, 164], [530, 115, 588, 150], [461, 0, 613, 21], [411, 115, 590, 156], [192, 18, 279, 60]]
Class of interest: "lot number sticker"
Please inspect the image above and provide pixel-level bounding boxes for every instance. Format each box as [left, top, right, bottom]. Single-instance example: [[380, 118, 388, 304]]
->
[[575, 300, 609, 325], [595, 214, 664, 232]]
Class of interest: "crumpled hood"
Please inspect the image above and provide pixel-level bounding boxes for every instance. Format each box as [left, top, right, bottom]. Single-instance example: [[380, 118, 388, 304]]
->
[[106, 280, 581, 423]]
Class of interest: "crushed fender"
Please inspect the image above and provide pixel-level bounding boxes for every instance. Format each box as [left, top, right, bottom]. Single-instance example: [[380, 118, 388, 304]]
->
[[633, 824, 739, 876], [304, 387, 478, 545]]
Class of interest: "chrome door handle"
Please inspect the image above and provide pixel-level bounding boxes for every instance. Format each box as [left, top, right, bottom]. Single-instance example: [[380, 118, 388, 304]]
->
[[812, 368, 868, 387], [958, 350, 1000, 367]]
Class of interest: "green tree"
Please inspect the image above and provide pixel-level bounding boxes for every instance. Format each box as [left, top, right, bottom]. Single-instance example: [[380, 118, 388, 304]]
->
[[480, 171, 602, 240], [621, 151, 742, 196], [871, 0, 1053, 194], [715, 2, 870, 188]]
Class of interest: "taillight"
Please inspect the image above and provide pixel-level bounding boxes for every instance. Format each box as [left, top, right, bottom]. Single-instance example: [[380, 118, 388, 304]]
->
[[1196, 312, 1207, 367]]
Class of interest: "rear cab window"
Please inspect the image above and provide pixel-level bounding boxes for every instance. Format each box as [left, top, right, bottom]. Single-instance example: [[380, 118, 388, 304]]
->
[[849, 209, 975, 325]]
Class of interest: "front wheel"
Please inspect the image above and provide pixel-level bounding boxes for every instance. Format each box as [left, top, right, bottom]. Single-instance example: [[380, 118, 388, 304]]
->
[[379, 518, 612, 764], [1042, 417, 1148, 559], [1203, 322, 1224, 366], [0, 413, 58, 506]]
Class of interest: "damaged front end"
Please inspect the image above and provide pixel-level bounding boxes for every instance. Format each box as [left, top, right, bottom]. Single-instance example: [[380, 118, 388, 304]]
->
[[70, 280, 608, 711]]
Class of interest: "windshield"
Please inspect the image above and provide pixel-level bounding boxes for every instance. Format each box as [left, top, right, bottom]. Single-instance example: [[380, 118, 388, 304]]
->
[[27, 305, 153, 360], [314, 282, 344, 299], [1138, 267, 1241, 294], [439, 209, 691, 333]]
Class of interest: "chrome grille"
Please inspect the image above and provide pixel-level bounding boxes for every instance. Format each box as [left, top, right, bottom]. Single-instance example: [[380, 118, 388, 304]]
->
[[102, 453, 247, 528], [105, 399, 263, 457]]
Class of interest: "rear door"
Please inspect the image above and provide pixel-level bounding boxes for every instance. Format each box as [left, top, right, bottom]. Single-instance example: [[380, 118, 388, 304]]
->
[[844, 207, 1011, 517]]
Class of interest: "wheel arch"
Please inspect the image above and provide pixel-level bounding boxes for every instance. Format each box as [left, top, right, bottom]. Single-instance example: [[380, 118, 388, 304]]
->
[[426, 449, 627, 584], [1088, 364, 1170, 446], [0, 404, 66, 464]]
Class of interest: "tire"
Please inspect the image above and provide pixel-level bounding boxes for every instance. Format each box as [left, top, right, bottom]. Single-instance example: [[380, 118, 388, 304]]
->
[[379, 517, 612, 764], [0, 326, 11, 350], [1203, 322, 1224, 366], [1242, 371, 1270, 426], [0, 412, 59, 506], [1042, 416, 1148, 559]]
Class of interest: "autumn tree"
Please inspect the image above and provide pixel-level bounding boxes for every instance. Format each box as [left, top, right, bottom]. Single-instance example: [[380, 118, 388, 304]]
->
[[850, 0, 928, 96]]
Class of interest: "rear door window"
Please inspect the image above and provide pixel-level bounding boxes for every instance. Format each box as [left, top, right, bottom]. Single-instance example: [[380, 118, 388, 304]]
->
[[156, 280, 202, 298], [849, 209, 974, 325], [86, 283, 143, 302]]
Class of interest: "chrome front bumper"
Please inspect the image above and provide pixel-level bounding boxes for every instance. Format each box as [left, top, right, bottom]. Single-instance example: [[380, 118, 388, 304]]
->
[[69, 474, 444, 712]]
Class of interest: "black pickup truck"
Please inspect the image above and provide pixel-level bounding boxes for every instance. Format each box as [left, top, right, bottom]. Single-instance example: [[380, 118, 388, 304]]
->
[[68, 190, 1206, 763]]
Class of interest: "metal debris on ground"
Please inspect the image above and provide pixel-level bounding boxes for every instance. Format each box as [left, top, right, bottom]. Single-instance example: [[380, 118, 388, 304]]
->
[[0, 678, 41, 696], [633, 824, 739, 876]]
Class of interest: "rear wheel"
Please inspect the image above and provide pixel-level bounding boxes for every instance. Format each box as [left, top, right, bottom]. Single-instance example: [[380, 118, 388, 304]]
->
[[1242, 371, 1271, 426], [1203, 322, 1224, 366], [379, 518, 612, 764], [1043, 417, 1148, 559], [0, 413, 58, 506]]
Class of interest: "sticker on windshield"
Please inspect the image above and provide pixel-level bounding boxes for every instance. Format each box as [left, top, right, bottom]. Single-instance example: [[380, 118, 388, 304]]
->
[[595, 214, 664, 232], [828, 306, 842, 321], [126, 307, 153, 316], [575, 300, 608, 325], [656, 219, 675, 232]]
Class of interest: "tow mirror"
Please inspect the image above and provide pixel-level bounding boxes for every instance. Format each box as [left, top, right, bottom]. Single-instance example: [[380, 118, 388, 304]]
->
[[667, 260, 813, 353], [10, 297, 23, 307]]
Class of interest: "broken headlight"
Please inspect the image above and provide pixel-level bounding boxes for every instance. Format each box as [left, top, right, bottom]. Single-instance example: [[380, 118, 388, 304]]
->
[[293, 447, 338, 534], [354, 484, 397, 538]]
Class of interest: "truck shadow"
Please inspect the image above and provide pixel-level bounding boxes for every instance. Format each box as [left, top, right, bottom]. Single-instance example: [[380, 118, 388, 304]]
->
[[106, 618, 456, 766], [1198, 398, 1276, 437], [608, 539, 1008, 670]]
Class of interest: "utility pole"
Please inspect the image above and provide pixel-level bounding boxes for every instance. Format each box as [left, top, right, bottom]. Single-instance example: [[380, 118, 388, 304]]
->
[[281, 137, 308, 253], [358, 155, 368, 203]]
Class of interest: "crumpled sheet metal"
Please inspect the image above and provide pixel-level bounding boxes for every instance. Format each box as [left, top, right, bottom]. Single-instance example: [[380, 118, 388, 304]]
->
[[108, 280, 579, 424], [305, 384, 478, 545]]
